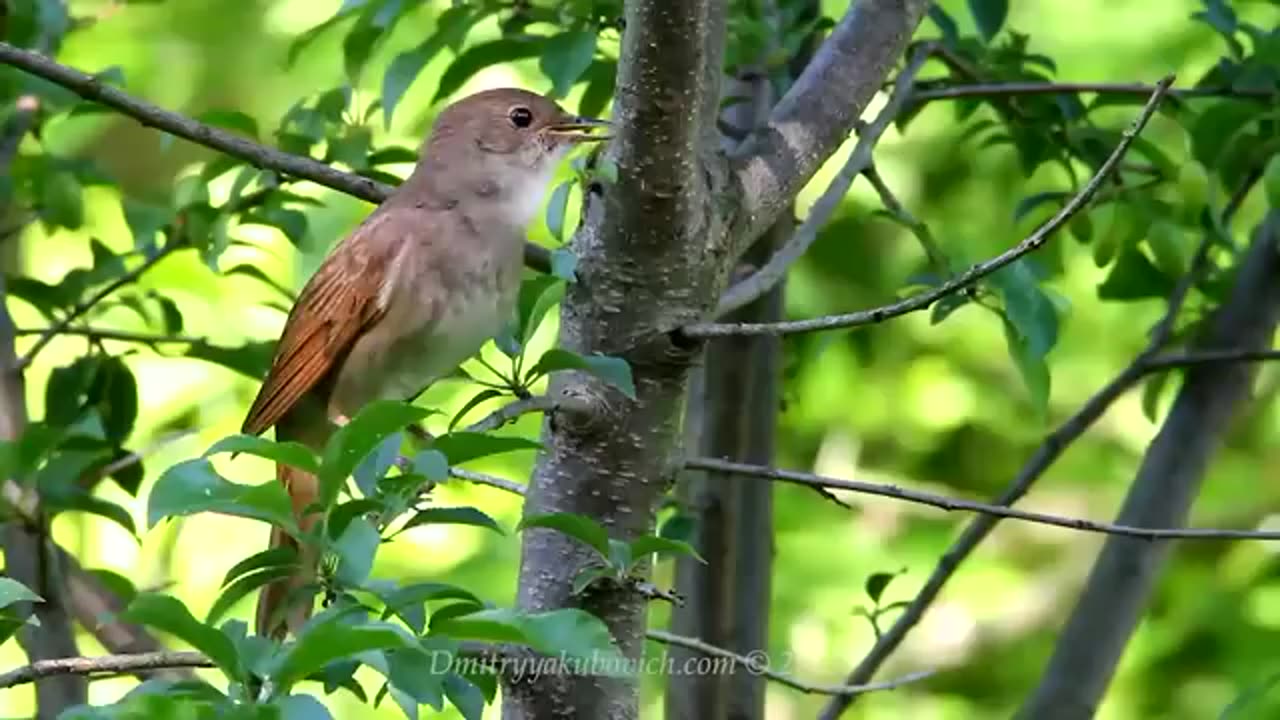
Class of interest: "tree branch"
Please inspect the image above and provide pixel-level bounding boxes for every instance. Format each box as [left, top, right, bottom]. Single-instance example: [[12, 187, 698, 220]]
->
[[910, 80, 1273, 104], [646, 630, 933, 697], [0, 652, 212, 690], [686, 455, 1280, 541], [715, 47, 930, 317], [729, 0, 930, 250], [688, 74, 1175, 339], [1018, 210, 1280, 719], [0, 41, 552, 274], [817, 224, 1219, 719]]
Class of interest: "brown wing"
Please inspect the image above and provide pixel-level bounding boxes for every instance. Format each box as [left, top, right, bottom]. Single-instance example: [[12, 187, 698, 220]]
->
[[241, 213, 402, 437]]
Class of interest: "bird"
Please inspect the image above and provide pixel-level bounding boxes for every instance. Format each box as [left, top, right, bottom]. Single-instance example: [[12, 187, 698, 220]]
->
[[239, 87, 609, 638]]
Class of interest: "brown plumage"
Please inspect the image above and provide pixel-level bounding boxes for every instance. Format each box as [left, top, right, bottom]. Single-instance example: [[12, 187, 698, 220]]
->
[[241, 88, 608, 638]]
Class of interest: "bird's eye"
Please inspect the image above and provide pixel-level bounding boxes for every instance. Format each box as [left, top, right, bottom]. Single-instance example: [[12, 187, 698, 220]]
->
[[509, 106, 533, 128]]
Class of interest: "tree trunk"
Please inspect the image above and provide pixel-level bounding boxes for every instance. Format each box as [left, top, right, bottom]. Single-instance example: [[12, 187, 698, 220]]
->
[[1018, 211, 1280, 719]]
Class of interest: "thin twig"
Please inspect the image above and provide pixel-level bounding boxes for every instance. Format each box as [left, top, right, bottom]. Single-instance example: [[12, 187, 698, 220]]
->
[[0, 651, 212, 689], [645, 630, 934, 696], [685, 74, 1176, 339], [17, 242, 185, 369], [447, 468, 527, 496], [14, 327, 208, 345], [863, 164, 946, 272], [911, 80, 1272, 103], [716, 48, 931, 316], [687, 456, 1280, 541], [464, 395, 561, 434]]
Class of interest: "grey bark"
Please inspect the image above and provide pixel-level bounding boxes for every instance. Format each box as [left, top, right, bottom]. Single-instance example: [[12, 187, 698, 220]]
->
[[667, 220, 785, 720], [1017, 211, 1280, 719], [503, 1, 928, 717]]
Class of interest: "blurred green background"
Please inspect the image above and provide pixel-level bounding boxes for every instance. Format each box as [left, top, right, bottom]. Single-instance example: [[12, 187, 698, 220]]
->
[[3, 0, 1280, 718]]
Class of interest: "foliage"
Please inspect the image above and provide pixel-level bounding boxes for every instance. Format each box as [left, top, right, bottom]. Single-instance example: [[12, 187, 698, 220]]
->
[[0, 0, 1277, 718]]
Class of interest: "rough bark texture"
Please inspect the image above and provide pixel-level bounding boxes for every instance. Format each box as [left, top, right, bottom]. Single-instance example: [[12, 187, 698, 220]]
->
[[1017, 211, 1280, 719], [667, 222, 784, 720], [503, 1, 929, 717], [503, 2, 727, 718]]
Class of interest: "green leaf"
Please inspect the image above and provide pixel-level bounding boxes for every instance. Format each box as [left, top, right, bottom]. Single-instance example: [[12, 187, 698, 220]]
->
[[550, 248, 578, 282], [517, 512, 610, 560], [540, 31, 597, 98], [593, 157, 619, 185], [444, 673, 487, 720], [527, 349, 637, 399], [1096, 246, 1176, 301], [627, 535, 704, 565], [333, 517, 381, 586], [386, 646, 448, 709], [381, 6, 476, 127], [148, 458, 298, 534], [999, 313, 1051, 415], [0, 577, 42, 610], [319, 401, 436, 508], [276, 694, 335, 720], [400, 507, 504, 535], [992, 261, 1058, 358], [430, 432, 540, 465], [411, 449, 450, 482], [124, 594, 242, 682], [41, 170, 84, 229], [516, 276, 564, 343], [378, 582, 483, 635], [545, 181, 573, 241], [967, 0, 1008, 42], [434, 608, 627, 675], [204, 435, 319, 474], [207, 565, 297, 626], [184, 340, 276, 380], [572, 566, 612, 596], [434, 38, 547, 102], [448, 389, 505, 431], [269, 620, 415, 692], [864, 571, 901, 604]]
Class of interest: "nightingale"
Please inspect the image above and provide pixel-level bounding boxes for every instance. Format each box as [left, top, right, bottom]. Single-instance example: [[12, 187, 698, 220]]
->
[[240, 87, 609, 638]]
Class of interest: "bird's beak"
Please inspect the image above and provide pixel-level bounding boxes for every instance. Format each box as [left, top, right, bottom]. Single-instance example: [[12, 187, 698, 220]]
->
[[545, 116, 612, 143]]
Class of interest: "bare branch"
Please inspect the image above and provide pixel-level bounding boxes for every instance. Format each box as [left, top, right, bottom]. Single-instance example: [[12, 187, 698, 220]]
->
[[715, 47, 930, 317], [730, 0, 930, 249], [816, 226, 1221, 719], [462, 393, 598, 435], [646, 630, 933, 697], [687, 456, 1280, 541], [688, 74, 1175, 339], [911, 80, 1272, 104], [14, 326, 208, 346], [0, 41, 552, 274], [0, 652, 212, 690], [448, 467, 527, 496]]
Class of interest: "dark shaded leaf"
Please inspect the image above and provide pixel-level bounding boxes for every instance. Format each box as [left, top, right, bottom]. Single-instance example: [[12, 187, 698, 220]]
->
[[517, 512, 609, 559], [430, 432, 540, 465], [319, 401, 436, 508], [148, 458, 298, 534], [527, 349, 636, 399], [434, 38, 547, 102], [401, 507, 504, 535], [539, 31, 597, 98], [204, 434, 320, 474], [124, 593, 242, 682]]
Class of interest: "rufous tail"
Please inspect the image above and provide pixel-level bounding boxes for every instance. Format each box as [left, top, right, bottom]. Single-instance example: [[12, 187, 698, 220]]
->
[[255, 462, 320, 639]]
